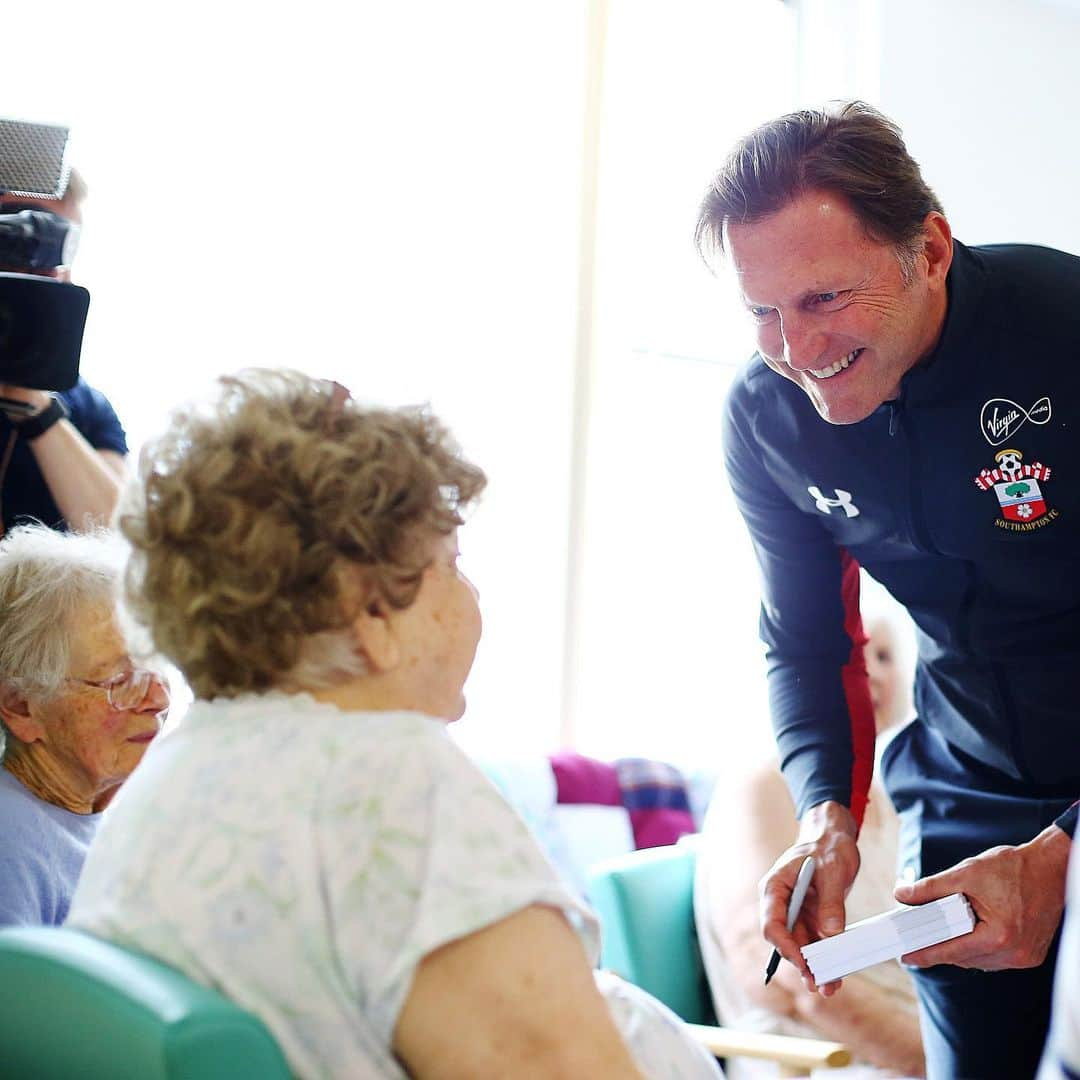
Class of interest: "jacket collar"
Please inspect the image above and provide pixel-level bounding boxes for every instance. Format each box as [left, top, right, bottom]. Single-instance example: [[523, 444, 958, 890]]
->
[[899, 239, 987, 403]]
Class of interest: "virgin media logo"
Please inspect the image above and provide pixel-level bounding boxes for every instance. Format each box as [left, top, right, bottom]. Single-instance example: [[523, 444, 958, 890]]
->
[[980, 397, 1051, 446]]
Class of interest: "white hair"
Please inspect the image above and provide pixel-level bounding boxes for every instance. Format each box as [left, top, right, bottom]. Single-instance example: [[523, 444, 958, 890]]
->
[[278, 628, 370, 693], [0, 524, 124, 759]]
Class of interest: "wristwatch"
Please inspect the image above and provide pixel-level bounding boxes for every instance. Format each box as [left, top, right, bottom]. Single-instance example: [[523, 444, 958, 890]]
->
[[14, 395, 70, 441]]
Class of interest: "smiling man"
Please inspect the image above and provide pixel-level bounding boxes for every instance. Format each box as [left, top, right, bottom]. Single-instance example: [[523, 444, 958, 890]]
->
[[697, 101, 1080, 1080], [725, 186, 951, 426]]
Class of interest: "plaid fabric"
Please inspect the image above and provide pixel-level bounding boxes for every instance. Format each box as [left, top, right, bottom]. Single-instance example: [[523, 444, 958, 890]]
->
[[615, 757, 695, 849], [547, 753, 696, 851], [613, 757, 692, 812]]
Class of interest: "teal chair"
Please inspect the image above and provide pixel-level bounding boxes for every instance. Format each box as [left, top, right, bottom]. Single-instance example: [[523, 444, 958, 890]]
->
[[0, 926, 292, 1080], [588, 840, 716, 1025], [587, 842, 852, 1075]]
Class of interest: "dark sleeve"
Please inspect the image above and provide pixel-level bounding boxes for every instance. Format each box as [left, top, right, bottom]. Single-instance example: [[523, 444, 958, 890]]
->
[[61, 381, 128, 456], [1055, 801, 1079, 837], [722, 380, 876, 827]]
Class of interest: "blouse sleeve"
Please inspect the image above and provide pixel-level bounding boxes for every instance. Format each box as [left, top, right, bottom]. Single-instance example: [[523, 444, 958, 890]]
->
[[315, 721, 600, 1047]]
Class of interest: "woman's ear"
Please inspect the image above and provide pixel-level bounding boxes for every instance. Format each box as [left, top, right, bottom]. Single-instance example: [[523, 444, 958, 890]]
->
[[0, 684, 43, 744], [350, 594, 401, 674]]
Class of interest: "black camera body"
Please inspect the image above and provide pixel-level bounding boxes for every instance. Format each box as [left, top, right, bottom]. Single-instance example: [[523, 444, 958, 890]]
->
[[0, 207, 79, 272], [0, 118, 87, 392], [0, 273, 88, 391]]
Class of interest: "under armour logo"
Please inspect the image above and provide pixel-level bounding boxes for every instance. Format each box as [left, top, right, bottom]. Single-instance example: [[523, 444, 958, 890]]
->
[[807, 486, 860, 518]]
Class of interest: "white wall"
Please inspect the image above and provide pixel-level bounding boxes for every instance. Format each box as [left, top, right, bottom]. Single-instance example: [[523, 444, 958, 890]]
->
[[798, 0, 1080, 252], [879, 0, 1080, 253]]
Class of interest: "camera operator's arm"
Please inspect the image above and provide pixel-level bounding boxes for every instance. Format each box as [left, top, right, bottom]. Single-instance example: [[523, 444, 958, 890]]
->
[[2, 385, 125, 529]]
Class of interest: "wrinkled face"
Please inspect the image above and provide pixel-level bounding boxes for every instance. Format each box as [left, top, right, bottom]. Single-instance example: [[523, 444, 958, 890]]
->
[[28, 601, 167, 793], [395, 529, 482, 722], [724, 189, 945, 425]]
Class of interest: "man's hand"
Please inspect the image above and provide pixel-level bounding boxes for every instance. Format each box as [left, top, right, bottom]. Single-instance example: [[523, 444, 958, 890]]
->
[[895, 823, 1071, 970], [760, 800, 860, 996], [0, 385, 49, 414]]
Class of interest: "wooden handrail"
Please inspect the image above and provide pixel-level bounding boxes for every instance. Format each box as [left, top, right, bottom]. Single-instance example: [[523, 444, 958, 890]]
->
[[686, 1023, 851, 1071]]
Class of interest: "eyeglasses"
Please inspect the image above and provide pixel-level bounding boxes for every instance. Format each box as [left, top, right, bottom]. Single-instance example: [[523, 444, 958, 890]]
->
[[66, 669, 170, 712]]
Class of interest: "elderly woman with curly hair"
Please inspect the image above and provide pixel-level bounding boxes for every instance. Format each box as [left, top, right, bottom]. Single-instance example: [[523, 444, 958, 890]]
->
[[0, 525, 168, 927], [69, 369, 720, 1080]]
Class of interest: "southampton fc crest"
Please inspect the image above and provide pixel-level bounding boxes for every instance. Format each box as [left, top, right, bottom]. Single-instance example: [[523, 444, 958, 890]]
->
[[973, 448, 1058, 531]]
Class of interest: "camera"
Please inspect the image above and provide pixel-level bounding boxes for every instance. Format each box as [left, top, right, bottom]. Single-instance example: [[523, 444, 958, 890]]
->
[[0, 206, 80, 271], [0, 118, 88, 392], [0, 272, 88, 392]]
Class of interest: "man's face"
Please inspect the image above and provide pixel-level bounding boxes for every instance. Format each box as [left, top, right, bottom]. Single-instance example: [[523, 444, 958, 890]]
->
[[0, 191, 80, 281], [724, 188, 950, 425]]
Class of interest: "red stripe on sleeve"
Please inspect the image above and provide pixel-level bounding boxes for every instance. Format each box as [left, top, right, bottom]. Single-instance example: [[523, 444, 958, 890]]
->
[[839, 551, 876, 832]]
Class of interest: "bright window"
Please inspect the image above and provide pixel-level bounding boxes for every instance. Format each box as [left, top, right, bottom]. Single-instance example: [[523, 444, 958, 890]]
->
[[3, 2, 798, 764], [570, 0, 798, 764]]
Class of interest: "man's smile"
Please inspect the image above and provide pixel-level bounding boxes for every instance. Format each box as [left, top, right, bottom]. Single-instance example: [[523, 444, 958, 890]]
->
[[808, 348, 864, 380]]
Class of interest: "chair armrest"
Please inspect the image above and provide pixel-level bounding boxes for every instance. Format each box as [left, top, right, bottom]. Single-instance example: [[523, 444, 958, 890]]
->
[[685, 1023, 851, 1070]]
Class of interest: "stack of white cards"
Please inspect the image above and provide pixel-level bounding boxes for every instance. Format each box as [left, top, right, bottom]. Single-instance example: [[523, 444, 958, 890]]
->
[[802, 893, 976, 984]]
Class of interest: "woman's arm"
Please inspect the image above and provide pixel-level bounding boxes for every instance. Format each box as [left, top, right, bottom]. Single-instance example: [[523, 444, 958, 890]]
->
[[393, 904, 646, 1079]]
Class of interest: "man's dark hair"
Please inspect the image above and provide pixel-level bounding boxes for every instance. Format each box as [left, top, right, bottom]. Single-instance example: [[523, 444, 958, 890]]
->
[[695, 101, 943, 271]]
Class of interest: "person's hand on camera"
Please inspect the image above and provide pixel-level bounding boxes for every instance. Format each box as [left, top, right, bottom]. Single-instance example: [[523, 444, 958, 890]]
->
[[0, 385, 50, 414]]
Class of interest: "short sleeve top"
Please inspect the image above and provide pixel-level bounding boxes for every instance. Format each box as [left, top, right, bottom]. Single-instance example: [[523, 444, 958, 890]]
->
[[68, 694, 598, 1079]]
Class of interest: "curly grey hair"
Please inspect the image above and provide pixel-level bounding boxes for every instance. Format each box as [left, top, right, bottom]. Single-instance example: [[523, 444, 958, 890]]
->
[[118, 368, 486, 700]]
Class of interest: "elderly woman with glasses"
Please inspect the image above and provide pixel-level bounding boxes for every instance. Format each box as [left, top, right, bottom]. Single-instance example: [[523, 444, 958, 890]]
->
[[0, 524, 169, 927]]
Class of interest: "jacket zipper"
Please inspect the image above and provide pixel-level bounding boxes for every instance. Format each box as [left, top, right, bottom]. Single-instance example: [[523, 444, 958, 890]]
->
[[894, 395, 1026, 772], [893, 395, 976, 659], [890, 396, 939, 554]]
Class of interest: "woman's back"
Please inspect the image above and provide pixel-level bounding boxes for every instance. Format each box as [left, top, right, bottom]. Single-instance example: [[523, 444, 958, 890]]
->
[[70, 695, 594, 1078]]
